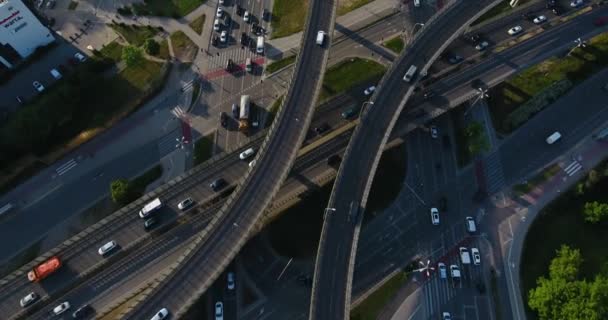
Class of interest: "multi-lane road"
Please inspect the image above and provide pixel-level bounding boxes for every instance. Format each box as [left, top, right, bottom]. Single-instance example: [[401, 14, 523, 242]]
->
[[120, 0, 338, 318], [309, 1, 505, 319]]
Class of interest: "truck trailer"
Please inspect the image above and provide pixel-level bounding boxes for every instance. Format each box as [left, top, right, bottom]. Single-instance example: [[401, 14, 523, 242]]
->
[[239, 95, 251, 133], [28, 256, 61, 282]]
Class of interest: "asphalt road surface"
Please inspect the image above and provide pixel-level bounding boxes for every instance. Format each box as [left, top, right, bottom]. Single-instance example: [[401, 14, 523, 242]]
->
[[121, 0, 338, 318], [308, 1, 505, 319]]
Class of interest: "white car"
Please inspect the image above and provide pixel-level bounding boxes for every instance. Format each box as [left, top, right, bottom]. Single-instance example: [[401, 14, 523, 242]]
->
[[244, 11, 250, 22], [430, 125, 438, 139], [150, 308, 169, 320], [216, 6, 223, 18], [508, 25, 523, 35], [437, 262, 447, 279], [98, 240, 117, 256], [443, 312, 452, 320], [430, 207, 440, 225], [20, 292, 38, 308], [571, 0, 584, 7], [32, 81, 44, 92], [472, 248, 481, 265], [74, 52, 87, 62], [215, 302, 224, 320], [450, 265, 461, 279], [178, 197, 194, 210], [227, 272, 235, 290], [214, 18, 221, 31], [533, 15, 547, 24], [53, 302, 70, 315], [219, 0, 224, 4], [475, 41, 489, 51], [249, 159, 256, 168], [239, 148, 255, 160], [364, 86, 376, 96], [220, 30, 227, 43]]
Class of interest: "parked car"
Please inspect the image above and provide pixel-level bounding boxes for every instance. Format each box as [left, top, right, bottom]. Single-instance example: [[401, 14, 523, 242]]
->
[[220, 111, 228, 127], [220, 30, 227, 43], [475, 41, 489, 51], [216, 7, 223, 18], [32, 81, 44, 92], [430, 207, 440, 225], [178, 198, 194, 210], [232, 103, 239, 118], [46, 0, 56, 9], [472, 248, 481, 265], [20, 292, 38, 308], [53, 302, 70, 315], [430, 125, 438, 139], [98, 240, 117, 256], [151, 308, 169, 320], [570, 0, 584, 8], [214, 19, 221, 31], [263, 9, 271, 21], [364, 85, 376, 96], [227, 272, 236, 290], [508, 25, 523, 35], [74, 52, 87, 62], [594, 16, 608, 26], [244, 10, 250, 22], [210, 178, 226, 192], [533, 15, 547, 24], [443, 312, 452, 320], [215, 302, 224, 320], [437, 262, 447, 279]]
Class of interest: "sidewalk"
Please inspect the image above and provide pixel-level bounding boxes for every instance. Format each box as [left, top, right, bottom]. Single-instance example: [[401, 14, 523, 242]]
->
[[266, 0, 398, 58]]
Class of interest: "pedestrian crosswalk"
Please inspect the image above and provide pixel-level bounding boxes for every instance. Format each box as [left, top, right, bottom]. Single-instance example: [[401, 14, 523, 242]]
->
[[482, 151, 506, 195], [171, 106, 189, 120], [56, 159, 77, 176], [207, 47, 265, 73], [563, 160, 583, 176]]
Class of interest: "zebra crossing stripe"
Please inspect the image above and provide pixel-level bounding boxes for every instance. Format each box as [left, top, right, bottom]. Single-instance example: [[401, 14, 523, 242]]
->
[[564, 161, 582, 176], [56, 159, 77, 176]]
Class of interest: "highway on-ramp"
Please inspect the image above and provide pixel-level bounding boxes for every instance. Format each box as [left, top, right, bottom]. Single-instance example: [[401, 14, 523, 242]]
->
[[309, 1, 504, 319], [122, 0, 338, 318]]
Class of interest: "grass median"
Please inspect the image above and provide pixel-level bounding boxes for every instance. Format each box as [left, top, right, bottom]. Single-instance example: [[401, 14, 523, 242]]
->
[[351, 271, 409, 320], [271, 0, 373, 38], [170, 30, 198, 61], [488, 32, 608, 134], [132, 0, 205, 17], [320, 57, 386, 101], [110, 24, 159, 46], [383, 36, 404, 54], [521, 160, 608, 319], [266, 55, 296, 74], [189, 14, 205, 34]]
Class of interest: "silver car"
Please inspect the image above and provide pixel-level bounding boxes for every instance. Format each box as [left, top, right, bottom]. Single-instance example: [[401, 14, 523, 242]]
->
[[20, 292, 38, 307]]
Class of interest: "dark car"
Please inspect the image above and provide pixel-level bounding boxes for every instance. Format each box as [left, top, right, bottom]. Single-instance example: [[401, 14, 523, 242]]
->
[[594, 16, 608, 26], [212, 35, 219, 46], [521, 12, 534, 21], [552, 6, 562, 15], [314, 123, 330, 135], [144, 217, 157, 230], [210, 178, 226, 192], [468, 33, 481, 43], [446, 53, 463, 64], [236, 4, 244, 16], [423, 90, 435, 100], [72, 304, 94, 319], [327, 154, 342, 167], [220, 112, 228, 128], [263, 9, 271, 21], [240, 32, 248, 45], [232, 103, 239, 118], [341, 107, 359, 119], [224, 14, 231, 26]]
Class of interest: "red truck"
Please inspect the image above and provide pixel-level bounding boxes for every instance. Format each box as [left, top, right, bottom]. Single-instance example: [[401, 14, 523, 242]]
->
[[27, 256, 61, 282]]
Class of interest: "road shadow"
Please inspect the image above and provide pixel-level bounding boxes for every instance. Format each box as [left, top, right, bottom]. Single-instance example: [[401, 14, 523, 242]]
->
[[334, 22, 395, 62]]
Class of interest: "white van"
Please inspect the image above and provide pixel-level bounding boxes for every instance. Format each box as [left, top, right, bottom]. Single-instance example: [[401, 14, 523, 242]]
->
[[139, 198, 162, 218], [465, 216, 476, 233], [256, 36, 264, 54], [546, 131, 562, 144], [50, 68, 62, 79], [316, 31, 326, 46]]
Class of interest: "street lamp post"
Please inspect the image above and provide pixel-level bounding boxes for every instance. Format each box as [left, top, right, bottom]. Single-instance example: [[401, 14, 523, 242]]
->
[[175, 136, 189, 149], [404, 23, 425, 43], [324, 207, 336, 220], [359, 101, 374, 119]]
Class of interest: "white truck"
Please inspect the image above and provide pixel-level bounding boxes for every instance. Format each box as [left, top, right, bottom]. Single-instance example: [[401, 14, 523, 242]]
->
[[459, 247, 471, 264], [139, 198, 162, 218]]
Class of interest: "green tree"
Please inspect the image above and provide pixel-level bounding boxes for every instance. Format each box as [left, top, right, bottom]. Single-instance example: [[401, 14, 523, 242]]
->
[[122, 45, 143, 67], [549, 245, 583, 280], [110, 179, 132, 205], [464, 121, 490, 157], [583, 201, 608, 224], [143, 38, 160, 56]]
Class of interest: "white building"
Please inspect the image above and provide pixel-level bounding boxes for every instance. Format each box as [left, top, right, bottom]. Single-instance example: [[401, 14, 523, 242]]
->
[[0, 0, 54, 69]]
